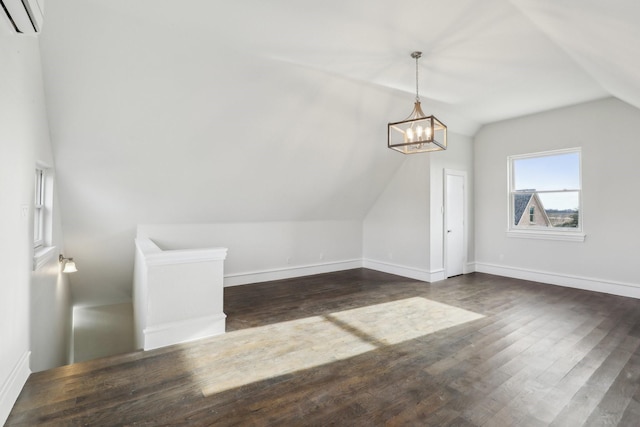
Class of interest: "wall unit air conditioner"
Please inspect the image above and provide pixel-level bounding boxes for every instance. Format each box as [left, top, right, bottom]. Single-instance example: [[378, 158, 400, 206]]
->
[[1, 0, 43, 34]]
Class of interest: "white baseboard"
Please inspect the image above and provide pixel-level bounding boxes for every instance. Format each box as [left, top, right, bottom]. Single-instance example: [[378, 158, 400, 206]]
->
[[223, 257, 461, 288], [362, 259, 445, 283], [224, 260, 363, 287], [0, 351, 30, 425], [429, 269, 446, 282], [463, 262, 476, 274], [143, 313, 226, 351], [475, 262, 640, 299]]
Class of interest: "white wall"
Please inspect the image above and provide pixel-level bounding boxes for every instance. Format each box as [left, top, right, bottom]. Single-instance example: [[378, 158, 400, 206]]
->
[[474, 97, 640, 297], [362, 154, 431, 279], [363, 132, 474, 281], [28, 44, 72, 374], [36, 1, 409, 306], [30, 244, 72, 372], [0, 22, 71, 425], [72, 303, 133, 363], [429, 133, 475, 275], [138, 221, 363, 286]]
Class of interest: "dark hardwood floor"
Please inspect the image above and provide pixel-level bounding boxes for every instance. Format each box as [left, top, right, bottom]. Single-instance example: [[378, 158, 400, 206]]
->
[[7, 269, 640, 426]]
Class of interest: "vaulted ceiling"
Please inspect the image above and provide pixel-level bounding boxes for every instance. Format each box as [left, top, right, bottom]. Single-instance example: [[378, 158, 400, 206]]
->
[[38, 0, 639, 305]]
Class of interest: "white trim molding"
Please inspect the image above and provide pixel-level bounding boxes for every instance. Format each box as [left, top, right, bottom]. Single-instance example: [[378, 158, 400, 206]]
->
[[143, 313, 226, 351], [506, 230, 586, 242], [135, 238, 227, 266], [475, 262, 640, 299], [362, 259, 445, 283], [32, 245, 57, 271], [145, 247, 228, 266], [0, 351, 30, 425], [224, 257, 476, 289], [225, 260, 362, 287], [463, 262, 476, 274], [224, 259, 452, 287]]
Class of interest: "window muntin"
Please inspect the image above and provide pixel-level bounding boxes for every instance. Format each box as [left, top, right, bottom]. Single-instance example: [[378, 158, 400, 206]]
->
[[508, 148, 583, 240]]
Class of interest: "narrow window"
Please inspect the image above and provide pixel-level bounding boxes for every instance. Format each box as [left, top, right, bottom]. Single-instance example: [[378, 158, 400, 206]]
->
[[529, 206, 535, 223], [34, 167, 45, 248], [32, 164, 57, 271]]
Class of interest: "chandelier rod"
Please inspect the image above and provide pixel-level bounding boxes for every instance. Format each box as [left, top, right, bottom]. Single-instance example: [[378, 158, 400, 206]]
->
[[411, 51, 422, 103]]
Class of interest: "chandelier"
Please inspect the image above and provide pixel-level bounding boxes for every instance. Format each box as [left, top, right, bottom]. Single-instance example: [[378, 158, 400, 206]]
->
[[388, 51, 447, 154]]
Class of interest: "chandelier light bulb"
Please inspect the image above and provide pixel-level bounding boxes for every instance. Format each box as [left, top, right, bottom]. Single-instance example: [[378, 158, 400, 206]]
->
[[406, 128, 414, 142]]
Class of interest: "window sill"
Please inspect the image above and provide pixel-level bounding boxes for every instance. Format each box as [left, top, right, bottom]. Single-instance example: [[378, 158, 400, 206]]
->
[[33, 246, 57, 271], [506, 230, 586, 242]]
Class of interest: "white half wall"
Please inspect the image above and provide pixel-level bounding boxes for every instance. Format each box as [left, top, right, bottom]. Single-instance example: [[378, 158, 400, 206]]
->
[[134, 238, 227, 350], [137, 221, 362, 286], [474, 97, 640, 296]]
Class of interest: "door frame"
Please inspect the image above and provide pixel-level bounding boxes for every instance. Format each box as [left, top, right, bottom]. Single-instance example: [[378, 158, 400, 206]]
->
[[443, 169, 468, 278]]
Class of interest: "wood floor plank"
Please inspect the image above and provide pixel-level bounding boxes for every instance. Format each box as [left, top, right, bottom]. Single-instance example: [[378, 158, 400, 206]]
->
[[7, 269, 640, 426], [616, 386, 640, 427], [550, 332, 640, 426], [527, 314, 636, 425], [582, 342, 640, 426]]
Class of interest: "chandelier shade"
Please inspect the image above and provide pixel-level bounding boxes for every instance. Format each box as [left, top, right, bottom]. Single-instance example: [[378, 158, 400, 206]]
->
[[388, 51, 447, 154]]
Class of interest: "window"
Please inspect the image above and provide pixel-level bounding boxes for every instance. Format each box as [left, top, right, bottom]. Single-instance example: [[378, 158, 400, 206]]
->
[[507, 148, 585, 241], [33, 164, 57, 270], [34, 167, 45, 248]]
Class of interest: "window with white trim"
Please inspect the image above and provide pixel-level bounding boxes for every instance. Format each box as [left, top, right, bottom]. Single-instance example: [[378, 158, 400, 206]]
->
[[507, 148, 584, 241], [33, 164, 57, 271], [34, 167, 45, 248]]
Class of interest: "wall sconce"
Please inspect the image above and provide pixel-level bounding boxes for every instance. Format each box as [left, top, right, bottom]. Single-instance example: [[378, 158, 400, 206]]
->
[[59, 254, 78, 273]]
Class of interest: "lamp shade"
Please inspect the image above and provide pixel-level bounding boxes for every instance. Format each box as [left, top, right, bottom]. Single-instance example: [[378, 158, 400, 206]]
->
[[62, 259, 77, 273]]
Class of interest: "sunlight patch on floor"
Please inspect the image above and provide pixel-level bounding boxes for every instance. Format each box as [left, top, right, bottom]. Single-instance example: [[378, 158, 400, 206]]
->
[[196, 297, 483, 396], [328, 297, 484, 346]]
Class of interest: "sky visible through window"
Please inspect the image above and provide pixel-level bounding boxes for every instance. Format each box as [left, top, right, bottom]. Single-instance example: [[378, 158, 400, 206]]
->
[[514, 152, 580, 210]]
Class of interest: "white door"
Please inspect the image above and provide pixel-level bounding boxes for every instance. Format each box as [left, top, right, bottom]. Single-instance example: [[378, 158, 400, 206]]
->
[[445, 172, 465, 277]]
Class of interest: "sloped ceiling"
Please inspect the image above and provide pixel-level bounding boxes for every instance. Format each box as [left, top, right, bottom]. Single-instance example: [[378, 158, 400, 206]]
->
[[37, 0, 637, 305]]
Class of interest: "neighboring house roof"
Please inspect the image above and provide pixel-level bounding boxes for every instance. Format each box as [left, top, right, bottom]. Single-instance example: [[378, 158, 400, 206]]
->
[[514, 192, 533, 224]]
